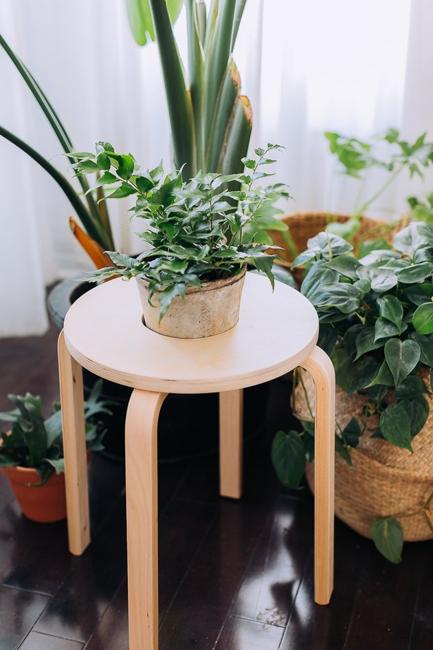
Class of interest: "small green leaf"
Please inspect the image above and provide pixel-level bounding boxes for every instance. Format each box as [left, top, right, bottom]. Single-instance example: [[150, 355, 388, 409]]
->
[[271, 430, 306, 488], [380, 402, 412, 451], [412, 302, 433, 335], [371, 517, 403, 563], [377, 295, 403, 327], [355, 327, 384, 360], [384, 339, 421, 386], [106, 183, 136, 199], [341, 417, 362, 447]]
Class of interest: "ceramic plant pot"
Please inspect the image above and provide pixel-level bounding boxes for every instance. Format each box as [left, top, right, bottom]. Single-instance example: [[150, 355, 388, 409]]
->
[[2, 466, 66, 523], [136, 269, 247, 339]]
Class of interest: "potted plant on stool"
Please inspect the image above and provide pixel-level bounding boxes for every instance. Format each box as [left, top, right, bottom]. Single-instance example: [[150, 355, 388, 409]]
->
[[0, 381, 112, 522], [73, 143, 290, 338]]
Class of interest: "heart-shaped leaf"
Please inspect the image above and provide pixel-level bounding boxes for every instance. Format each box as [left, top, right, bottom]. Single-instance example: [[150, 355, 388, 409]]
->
[[355, 327, 384, 359], [412, 302, 433, 335], [371, 517, 403, 564], [380, 402, 412, 451], [384, 339, 421, 386], [377, 295, 403, 327], [271, 430, 305, 488]]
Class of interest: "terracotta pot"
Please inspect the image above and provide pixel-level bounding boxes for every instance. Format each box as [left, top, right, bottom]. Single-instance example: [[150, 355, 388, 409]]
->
[[136, 269, 247, 339], [2, 466, 66, 523]]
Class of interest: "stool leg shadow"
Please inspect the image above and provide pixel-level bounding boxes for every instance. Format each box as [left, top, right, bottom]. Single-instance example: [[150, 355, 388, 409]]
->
[[301, 345, 335, 605], [125, 389, 167, 650], [58, 330, 90, 555]]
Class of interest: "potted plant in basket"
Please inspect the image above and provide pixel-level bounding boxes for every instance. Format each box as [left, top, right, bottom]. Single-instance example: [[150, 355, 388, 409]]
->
[[0, 381, 112, 523], [73, 143, 290, 338], [272, 222, 433, 563]]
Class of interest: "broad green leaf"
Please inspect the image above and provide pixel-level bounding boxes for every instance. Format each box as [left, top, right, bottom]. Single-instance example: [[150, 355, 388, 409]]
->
[[355, 327, 383, 360], [271, 430, 306, 488], [326, 255, 359, 280], [395, 375, 426, 399], [393, 222, 433, 255], [404, 283, 433, 306], [380, 402, 412, 451], [371, 517, 403, 564], [409, 332, 433, 367], [412, 302, 433, 335], [106, 183, 137, 199], [400, 397, 429, 437], [368, 361, 397, 387], [384, 339, 420, 386], [333, 347, 379, 393], [397, 262, 433, 284], [377, 295, 403, 327], [374, 318, 404, 342]]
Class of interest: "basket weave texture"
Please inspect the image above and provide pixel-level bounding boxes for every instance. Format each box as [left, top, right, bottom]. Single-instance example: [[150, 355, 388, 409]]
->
[[294, 371, 433, 541]]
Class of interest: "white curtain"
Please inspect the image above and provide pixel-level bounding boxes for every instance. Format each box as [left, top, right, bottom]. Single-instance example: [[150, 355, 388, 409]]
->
[[0, 0, 432, 336]]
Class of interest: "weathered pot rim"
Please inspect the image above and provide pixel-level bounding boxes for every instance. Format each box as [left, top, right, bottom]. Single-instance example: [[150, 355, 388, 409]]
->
[[136, 267, 247, 295]]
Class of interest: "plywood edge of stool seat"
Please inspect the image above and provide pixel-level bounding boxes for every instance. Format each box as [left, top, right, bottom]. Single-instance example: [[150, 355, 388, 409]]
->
[[63, 273, 319, 393]]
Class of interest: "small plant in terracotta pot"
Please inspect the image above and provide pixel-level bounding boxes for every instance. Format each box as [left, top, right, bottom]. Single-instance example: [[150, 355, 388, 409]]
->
[[0, 381, 112, 523], [73, 143, 290, 338]]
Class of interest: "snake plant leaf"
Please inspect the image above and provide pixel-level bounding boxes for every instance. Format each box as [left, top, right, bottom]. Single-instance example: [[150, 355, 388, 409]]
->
[[204, 0, 236, 143], [0, 126, 112, 250], [126, 0, 183, 45], [221, 95, 252, 174], [206, 58, 239, 171], [149, 0, 195, 177], [230, 0, 247, 50], [0, 33, 112, 245], [186, 0, 205, 170]]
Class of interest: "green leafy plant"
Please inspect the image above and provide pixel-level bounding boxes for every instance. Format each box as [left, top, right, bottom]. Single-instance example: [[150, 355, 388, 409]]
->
[[407, 193, 433, 224], [127, 0, 252, 177], [0, 381, 113, 483], [73, 142, 290, 317], [325, 128, 433, 240], [272, 222, 433, 562]]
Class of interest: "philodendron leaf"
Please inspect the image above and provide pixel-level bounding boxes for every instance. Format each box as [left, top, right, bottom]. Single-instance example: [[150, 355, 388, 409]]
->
[[271, 430, 305, 488], [384, 338, 421, 386], [341, 417, 362, 447], [333, 347, 379, 393], [377, 295, 403, 328], [374, 317, 405, 342], [401, 397, 429, 437], [371, 517, 403, 564], [409, 333, 433, 367], [355, 327, 384, 360], [379, 402, 413, 451], [412, 302, 433, 335]]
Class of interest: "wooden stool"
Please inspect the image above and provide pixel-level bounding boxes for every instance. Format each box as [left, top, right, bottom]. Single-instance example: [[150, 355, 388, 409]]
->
[[58, 272, 335, 650]]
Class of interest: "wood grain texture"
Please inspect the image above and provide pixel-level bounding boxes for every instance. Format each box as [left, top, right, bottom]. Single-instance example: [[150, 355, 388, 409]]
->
[[219, 389, 244, 499], [125, 389, 166, 650], [58, 331, 90, 555], [63, 274, 319, 394], [301, 345, 335, 606]]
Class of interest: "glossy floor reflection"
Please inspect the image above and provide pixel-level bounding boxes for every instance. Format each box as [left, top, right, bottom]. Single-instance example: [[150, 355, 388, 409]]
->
[[1, 325, 432, 649]]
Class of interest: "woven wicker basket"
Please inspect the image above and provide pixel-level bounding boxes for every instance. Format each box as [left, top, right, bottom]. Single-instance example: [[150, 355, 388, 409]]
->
[[270, 211, 407, 284], [293, 369, 433, 542]]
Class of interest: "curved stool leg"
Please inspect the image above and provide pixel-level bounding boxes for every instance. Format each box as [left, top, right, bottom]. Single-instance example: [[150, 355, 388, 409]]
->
[[125, 389, 166, 650], [300, 346, 335, 605], [219, 389, 244, 499], [58, 331, 90, 555]]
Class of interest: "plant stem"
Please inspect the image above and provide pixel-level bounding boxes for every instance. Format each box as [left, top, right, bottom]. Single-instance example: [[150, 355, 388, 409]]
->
[[356, 166, 403, 216]]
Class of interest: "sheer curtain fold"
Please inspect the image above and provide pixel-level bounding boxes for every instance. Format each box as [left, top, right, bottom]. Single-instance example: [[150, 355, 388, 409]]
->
[[0, 0, 431, 336]]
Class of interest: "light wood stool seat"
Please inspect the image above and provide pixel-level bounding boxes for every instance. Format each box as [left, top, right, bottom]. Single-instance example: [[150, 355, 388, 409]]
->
[[58, 272, 335, 650]]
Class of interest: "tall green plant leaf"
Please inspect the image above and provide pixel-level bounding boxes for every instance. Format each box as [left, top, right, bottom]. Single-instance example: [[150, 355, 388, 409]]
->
[[186, 0, 205, 170], [206, 58, 239, 170], [149, 0, 195, 177], [221, 95, 252, 173], [0, 33, 112, 246], [204, 0, 236, 143], [371, 517, 403, 564], [0, 126, 111, 249]]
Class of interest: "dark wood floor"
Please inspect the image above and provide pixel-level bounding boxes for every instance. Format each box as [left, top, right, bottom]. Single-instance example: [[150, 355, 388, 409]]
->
[[1, 324, 433, 650]]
